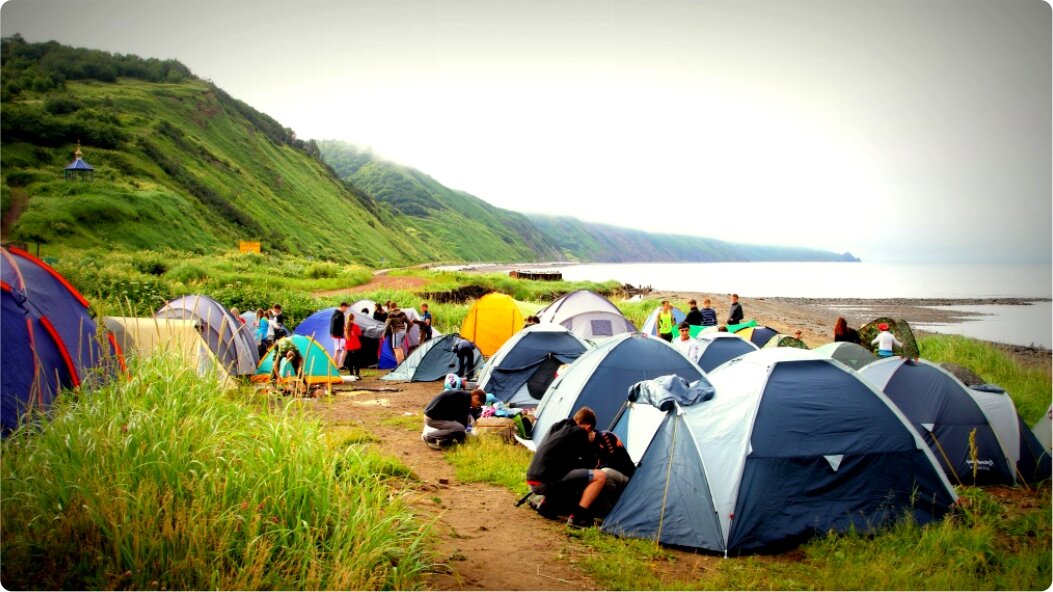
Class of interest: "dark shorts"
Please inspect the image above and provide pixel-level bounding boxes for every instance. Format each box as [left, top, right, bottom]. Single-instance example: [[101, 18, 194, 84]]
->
[[658, 332, 673, 342], [529, 468, 594, 496]]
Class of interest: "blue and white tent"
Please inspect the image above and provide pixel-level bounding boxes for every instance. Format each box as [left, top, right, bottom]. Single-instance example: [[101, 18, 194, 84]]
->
[[692, 333, 758, 373], [603, 349, 957, 554], [476, 323, 589, 406], [381, 333, 480, 382], [294, 306, 387, 360], [860, 357, 1051, 486], [528, 332, 703, 447]]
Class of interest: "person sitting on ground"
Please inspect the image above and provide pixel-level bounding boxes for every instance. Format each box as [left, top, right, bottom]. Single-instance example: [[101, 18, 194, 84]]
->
[[573, 407, 635, 510], [684, 299, 703, 326], [421, 383, 487, 450], [833, 317, 861, 344], [656, 300, 676, 342], [726, 294, 744, 326], [672, 321, 699, 361], [525, 415, 605, 528], [871, 323, 903, 358], [700, 298, 718, 327]]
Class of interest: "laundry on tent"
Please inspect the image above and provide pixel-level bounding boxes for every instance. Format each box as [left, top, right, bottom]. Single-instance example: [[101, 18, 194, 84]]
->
[[604, 351, 957, 554], [459, 292, 525, 356], [860, 357, 1051, 486], [1, 246, 123, 433], [476, 323, 590, 406], [527, 332, 703, 448], [155, 294, 258, 376], [534, 289, 636, 341], [381, 333, 482, 382]]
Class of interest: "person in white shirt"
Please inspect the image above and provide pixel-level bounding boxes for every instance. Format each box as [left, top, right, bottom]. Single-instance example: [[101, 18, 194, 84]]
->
[[672, 322, 699, 362], [871, 323, 903, 357]]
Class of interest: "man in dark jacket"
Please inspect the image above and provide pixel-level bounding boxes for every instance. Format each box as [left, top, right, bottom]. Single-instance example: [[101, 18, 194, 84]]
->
[[683, 299, 703, 326], [526, 415, 607, 528], [422, 387, 486, 450], [726, 293, 744, 325], [330, 302, 349, 367], [573, 407, 635, 503]]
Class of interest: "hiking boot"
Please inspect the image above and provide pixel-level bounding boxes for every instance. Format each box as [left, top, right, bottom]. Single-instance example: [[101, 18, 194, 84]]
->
[[566, 514, 592, 529]]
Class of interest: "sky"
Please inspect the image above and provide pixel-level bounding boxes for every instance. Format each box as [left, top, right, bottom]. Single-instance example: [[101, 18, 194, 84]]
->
[[2, 0, 1051, 264]]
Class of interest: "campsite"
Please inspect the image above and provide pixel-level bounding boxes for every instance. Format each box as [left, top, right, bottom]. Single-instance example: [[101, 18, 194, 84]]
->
[[1, 248, 1049, 591]]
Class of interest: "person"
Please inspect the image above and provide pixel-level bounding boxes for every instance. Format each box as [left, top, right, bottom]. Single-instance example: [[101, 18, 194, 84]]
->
[[726, 294, 744, 326], [330, 302, 349, 367], [419, 302, 433, 342], [254, 307, 271, 355], [344, 311, 363, 379], [270, 304, 287, 338], [683, 299, 703, 326], [454, 336, 476, 380], [259, 310, 276, 358], [573, 407, 635, 504], [421, 386, 487, 449], [871, 322, 902, 358], [525, 414, 606, 528], [700, 298, 718, 327], [833, 317, 861, 344], [372, 303, 388, 324], [656, 300, 675, 342], [273, 338, 303, 395], [230, 307, 244, 324], [523, 315, 541, 328], [793, 329, 804, 342], [384, 304, 409, 357], [672, 321, 699, 361]]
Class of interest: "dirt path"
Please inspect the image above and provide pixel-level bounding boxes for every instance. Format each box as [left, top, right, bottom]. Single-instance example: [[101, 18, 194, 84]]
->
[[313, 273, 429, 298], [309, 378, 599, 591], [1, 187, 28, 239]]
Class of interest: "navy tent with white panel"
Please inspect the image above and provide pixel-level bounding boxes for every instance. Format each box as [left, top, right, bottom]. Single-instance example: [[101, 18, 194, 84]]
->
[[476, 323, 589, 406]]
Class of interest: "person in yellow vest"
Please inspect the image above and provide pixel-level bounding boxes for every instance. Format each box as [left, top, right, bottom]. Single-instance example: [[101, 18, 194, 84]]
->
[[656, 300, 675, 342]]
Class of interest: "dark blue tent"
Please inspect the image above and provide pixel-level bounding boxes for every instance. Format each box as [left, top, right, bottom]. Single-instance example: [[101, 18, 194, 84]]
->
[[529, 333, 703, 446], [477, 324, 589, 406], [604, 349, 957, 554], [381, 333, 482, 382], [693, 333, 759, 372], [1, 246, 122, 432], [861, 357, 1051, 486]]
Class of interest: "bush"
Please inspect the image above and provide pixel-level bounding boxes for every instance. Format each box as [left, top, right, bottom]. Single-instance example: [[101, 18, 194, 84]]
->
[[166, 261, 210, 284], [305, 261, 341, 279], [131, 253, 168, 276], [43, 94, 81, 115]]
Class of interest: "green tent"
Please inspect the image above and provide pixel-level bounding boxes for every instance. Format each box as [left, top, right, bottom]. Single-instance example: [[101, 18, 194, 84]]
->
[[858, 317, 920, 358]]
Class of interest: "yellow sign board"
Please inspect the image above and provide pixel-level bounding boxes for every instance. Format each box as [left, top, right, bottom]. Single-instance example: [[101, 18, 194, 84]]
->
[[239, 241, 261, 254]]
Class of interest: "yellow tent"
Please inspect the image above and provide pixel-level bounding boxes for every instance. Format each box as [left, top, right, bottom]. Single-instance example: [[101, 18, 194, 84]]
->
[[459, 292, 525, 356], [104, 316, 232, 385]]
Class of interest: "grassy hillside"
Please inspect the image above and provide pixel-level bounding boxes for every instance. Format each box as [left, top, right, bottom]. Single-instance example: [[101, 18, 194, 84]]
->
[[320, 141, 859, 263], [0, 37, 423, 266]]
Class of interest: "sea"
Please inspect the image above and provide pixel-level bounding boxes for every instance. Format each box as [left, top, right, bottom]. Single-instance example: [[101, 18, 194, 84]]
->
[[542, 262, 1053, 349]]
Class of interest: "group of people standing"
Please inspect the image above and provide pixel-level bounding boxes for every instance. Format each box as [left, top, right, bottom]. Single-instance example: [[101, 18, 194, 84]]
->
[[655, 294, 743, 342]]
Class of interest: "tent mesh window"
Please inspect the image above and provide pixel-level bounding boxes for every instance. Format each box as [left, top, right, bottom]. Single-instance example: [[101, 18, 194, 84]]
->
[[590, 319, 613, 337]]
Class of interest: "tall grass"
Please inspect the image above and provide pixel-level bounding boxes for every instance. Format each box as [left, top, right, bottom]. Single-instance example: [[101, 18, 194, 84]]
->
[[918, 334, 1051, 424], [1, 354, 433, 590]]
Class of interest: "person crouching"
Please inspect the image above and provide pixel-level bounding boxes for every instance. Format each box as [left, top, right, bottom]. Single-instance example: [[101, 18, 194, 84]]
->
[[422, 376, 486, 450]]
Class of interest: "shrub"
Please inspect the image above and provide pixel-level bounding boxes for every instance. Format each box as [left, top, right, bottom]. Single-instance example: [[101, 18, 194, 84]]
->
[[305, 261, 341, 279]]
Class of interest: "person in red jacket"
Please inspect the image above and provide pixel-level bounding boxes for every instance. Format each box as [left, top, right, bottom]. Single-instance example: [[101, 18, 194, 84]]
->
[[344, 312, 363, 379]]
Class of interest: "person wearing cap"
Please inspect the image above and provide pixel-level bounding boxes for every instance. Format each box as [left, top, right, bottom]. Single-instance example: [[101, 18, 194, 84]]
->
[[871, 323, 903, 357]]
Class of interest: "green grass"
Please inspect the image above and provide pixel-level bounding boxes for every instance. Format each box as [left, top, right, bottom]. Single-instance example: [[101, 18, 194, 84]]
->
[[1, 354, 433, 590], [443, 436, 534, 492]]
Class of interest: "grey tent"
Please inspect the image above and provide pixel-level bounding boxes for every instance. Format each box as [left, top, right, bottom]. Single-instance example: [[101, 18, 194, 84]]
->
[[860, 357, 1051, 486], [604, 349, 957, 554], [155, 295, 259, 375], [381, 333, 481, 382], [535, 289, 636, 340], [476, 323, 590, 406]]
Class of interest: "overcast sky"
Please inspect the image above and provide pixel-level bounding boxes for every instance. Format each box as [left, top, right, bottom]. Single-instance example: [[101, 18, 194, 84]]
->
[[3, 0, 1050, 263]]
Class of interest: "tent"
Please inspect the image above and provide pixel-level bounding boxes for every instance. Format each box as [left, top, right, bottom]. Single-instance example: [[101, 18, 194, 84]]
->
[[859, 357, 1051, 486], [476, 323, 590, 406], [155, 295, 258, 375], [252, 334, 342, 387], [603, 351, 957, 554], [1034, 404, 1052, 455], [858, 317, 920, 358], [459, 292, 524, 356], [1, 246, 123, 433], [735, 324, 779, 348], [692, 333, 759, 373], [294, 306, 389, 365], [381, 333, 482, 382], [351, 299, 377, 318], [813, 341, 877, 371], [104, 316, 230, 383], [640, 306, 687, 337], [528, 332, 703, 447], [763, 334, 809, 349], [535, 289, 636, 341]]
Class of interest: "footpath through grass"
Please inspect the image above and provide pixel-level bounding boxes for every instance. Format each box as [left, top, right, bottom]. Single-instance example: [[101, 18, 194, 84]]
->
[[1, 354, 433, 590]]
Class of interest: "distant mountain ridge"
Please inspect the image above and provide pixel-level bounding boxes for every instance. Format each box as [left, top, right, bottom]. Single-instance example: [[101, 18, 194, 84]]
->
[[1, 36, 858, 265], [318, 141, 859, 263]]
